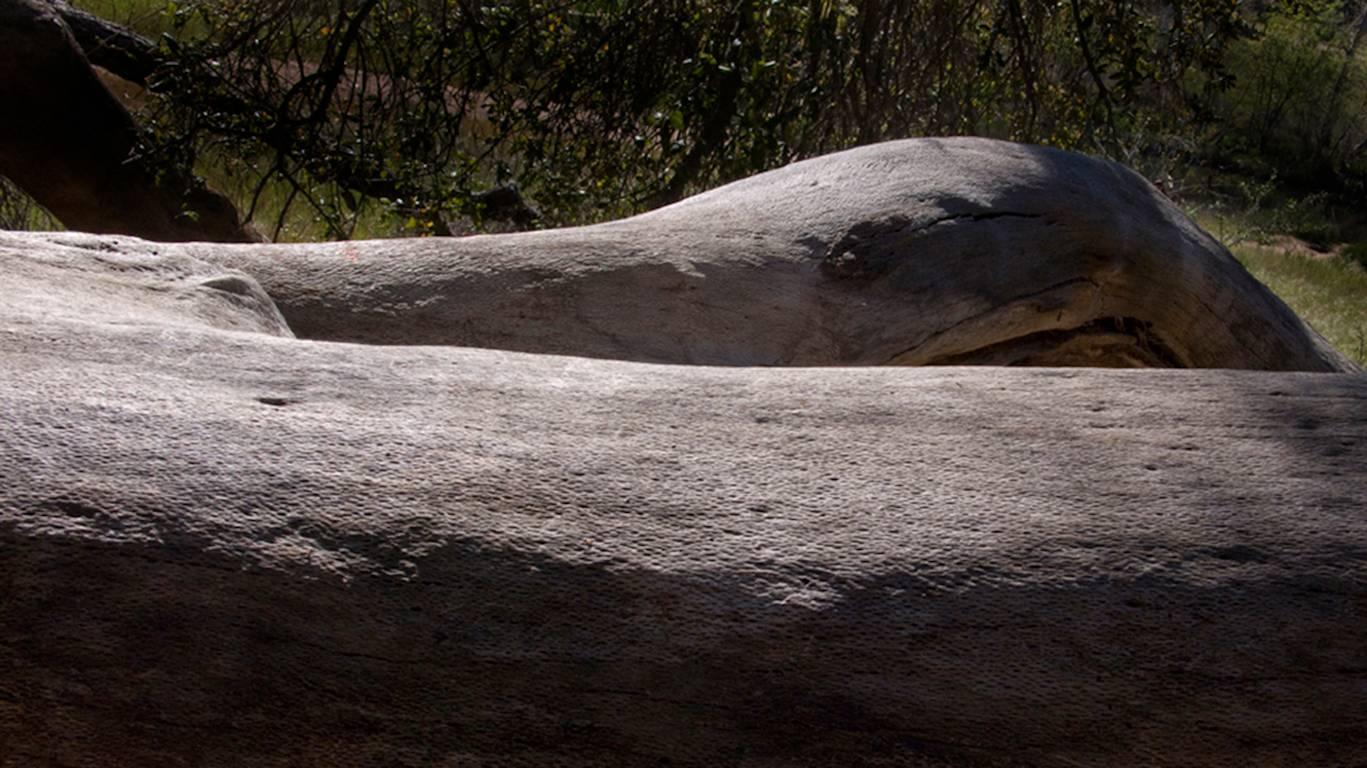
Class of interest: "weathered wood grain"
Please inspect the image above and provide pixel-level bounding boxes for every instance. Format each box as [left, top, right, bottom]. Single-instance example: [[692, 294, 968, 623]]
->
[[1, 139, 1364, 767]]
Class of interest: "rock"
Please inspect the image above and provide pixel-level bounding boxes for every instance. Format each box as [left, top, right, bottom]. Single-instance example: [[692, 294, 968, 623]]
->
[[1, 141, 1365, 767]]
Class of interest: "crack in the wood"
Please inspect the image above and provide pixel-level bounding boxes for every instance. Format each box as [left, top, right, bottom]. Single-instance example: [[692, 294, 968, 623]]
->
[[881, 275, 1104, 364]]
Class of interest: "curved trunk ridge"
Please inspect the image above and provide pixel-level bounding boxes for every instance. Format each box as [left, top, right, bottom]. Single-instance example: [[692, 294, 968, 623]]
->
[[1, 139, 1364, 767], [179, 138, 1351, 371]]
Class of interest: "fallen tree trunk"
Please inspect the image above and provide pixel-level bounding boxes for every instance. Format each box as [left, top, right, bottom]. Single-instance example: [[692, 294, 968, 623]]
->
[[0, 0, 255, 242], [1, 141, 1364, 766], [178, 138, 1355, 370], [0, 230, 1365, 766]]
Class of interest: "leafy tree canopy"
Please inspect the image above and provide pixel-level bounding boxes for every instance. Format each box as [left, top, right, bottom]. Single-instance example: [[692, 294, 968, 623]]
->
[[21, 0, 1367, 238]]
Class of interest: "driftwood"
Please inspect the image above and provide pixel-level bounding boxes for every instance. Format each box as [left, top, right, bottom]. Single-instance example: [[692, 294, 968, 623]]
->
[[1, 140, 1365, 767], [0, 0, 255, 242], [185, 138, 1354, 370]]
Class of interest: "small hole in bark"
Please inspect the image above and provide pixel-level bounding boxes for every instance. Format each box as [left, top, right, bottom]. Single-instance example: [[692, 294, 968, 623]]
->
[[257, 397, 290, 407], [1206, 545, 1269, 564], [51, 498, 98, 517]]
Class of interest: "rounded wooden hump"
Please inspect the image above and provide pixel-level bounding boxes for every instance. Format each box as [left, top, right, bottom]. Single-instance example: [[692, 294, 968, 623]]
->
[[1, 140, 1364, 767]]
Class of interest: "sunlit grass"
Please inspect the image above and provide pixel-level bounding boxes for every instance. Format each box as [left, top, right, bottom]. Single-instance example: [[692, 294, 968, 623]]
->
[[197, 153, 412, 242], [1231, 243, 1367, 367], [0, 178, 62, 232], [1186, 205, 1367, 367], [71, 0, 179, 37]]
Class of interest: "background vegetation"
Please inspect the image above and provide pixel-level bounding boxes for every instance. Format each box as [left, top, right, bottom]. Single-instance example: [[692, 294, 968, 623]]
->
[[1, 0, 1364, 362], [15, 1, 1367, 231]]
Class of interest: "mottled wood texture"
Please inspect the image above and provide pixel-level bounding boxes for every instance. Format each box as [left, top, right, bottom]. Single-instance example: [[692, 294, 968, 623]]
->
[[185, 139, 1354, 371], [1, 140, 1364, 767]]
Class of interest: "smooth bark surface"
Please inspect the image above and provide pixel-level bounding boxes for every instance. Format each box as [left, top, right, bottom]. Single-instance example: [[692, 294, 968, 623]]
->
[[185, 139, 1354, 370], [1, 140, 1365, 767]]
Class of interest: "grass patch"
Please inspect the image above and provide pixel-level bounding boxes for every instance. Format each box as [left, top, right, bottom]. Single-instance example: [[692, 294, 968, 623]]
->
[[1231, 243, 1367, 367], [72, 0, 179, 38], [0, 177, 62, 231], [1189, 204, 1367, 366], [197, 153, 410, 242]]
